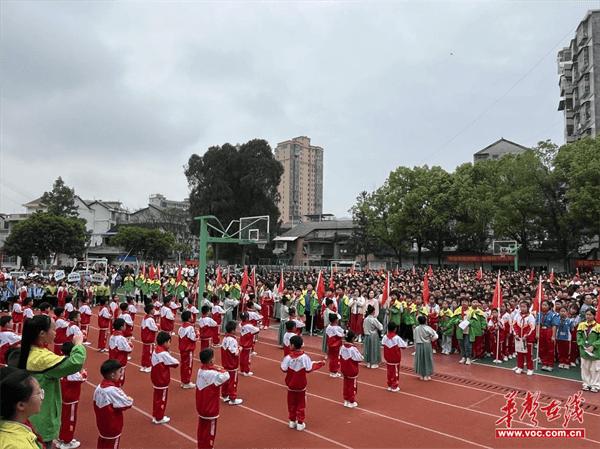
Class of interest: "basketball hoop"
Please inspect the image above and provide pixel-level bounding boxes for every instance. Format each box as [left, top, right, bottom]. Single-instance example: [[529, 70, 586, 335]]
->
[[257, 243, 266, 250]]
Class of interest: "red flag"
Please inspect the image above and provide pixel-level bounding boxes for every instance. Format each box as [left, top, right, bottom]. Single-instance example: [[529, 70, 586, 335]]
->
[[250, 266, 256, 292], [529, 268, 535, 283], [422, 273, 430, 305], [149, 265, 155, 280], [216, 266, 223, 286], [329, 271, 335, 290], [476, 266, 483, 281], [427, 265, 433, 277], [549, 268, 555, 284], [316, 270, 326, 300], [176, 264, 182, 283], [381, 272, 390, 306], [279, 269, 285, 293], [241, 266, 249, 291], [492, 271, 502, 309], [532, 277, 542, 313]]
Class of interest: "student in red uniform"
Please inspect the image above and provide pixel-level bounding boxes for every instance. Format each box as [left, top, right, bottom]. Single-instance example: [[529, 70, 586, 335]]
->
[[11, 297, 24, 335], [198, 305, 218, 352], [340, 330, 363, 408], [66, 311, 84, 344], [196, 348, 230, 449], [118, 303, 134, 339], [325, 313, 344, 377], [58, 342, 87, 449], [0, 316, 21, 366], [39, 302, 52, 318], [160, 298, 176, 334], [280, 335, 326, 431], [97, 298, 112, 353], [22, 298, 34, 324], [151, 331, 180, 425], [64, 297, 75, 317], [512, 300, 536, 375], [487, 308, 505, 364], [54, 307, 69, 355], [58, 282, 68, 308], [283, 321, 297, 356], [140, 305, 159, 373], [93, 359, 133, 449], [108, 319, 133, 386], [220, 321, 243, 405], [382, 322, 406, 392], [178, 311, 198, 388], [211, 297, 225, 347], [239, 312, 260, 376], [126, 297, 137, 322], [78, 297, 92, 345]]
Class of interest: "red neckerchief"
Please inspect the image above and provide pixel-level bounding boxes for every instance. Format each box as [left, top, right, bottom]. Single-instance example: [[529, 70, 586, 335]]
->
[[386, 331, 396, 339], [182, 322, 192, 328], [155, 345, 167, 354], [112, 330, 123, 337], [289, 349, 304, 359]]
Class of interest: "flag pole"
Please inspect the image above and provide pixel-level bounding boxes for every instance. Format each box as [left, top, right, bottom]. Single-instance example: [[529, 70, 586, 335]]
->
[[534, 277, 541, 372]]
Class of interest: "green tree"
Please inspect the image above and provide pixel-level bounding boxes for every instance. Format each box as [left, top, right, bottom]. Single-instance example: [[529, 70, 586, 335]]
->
[[349, 191, 378, 263], [112, 226, 176, 263], [185, 139, 283, 262], [3, 213, 87, 266], [493, 151, 547, 266], [40, 177, 79, 217]]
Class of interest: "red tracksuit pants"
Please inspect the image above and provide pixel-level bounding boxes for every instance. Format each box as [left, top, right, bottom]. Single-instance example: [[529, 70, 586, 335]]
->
[[152, 386, 169, 420], [240, 348, 252, 373], [98, 328, 109, 350], [53, 343, 64, 356], [261, 304, 272, 328], [517, 343, 534, 370], [180, 350, 194, 384], [386, 363, 400, 389], [59, 401, 79, 443], [557, 340, 571, 365], [212, 327, 220, 345], [200, 338, 211, 352], [221, 369, 238, 400], [14, 321, 23, 335], [197, 417, 218, 449], [538, 328, 555, 367], [343, 376, 357, 402], [328, 347, 340, 373], [287, 390, 306, 424], [141, 343, 153, 368], [489, 331, 505, 360], [97, 434, 122, 449]]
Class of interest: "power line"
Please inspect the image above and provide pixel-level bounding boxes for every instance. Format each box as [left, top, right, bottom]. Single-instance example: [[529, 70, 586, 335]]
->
[[418, 24, 577, 164]]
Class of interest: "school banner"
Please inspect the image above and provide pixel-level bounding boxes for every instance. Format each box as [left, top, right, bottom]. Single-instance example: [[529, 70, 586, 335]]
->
[[54, 270, 65, 281], [446, 255, 515, 263]]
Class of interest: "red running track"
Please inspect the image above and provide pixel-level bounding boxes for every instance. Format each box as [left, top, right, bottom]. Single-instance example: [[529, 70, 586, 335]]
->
[[47, 311, 600, 448]]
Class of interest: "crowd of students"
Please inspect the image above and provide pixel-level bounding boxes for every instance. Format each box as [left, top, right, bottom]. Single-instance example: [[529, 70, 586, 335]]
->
[[1, 265, 599, 449]]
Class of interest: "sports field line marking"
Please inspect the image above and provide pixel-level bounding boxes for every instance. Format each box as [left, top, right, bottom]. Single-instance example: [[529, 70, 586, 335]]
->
[[245, 374, 493, 449], [472, 359, 581, 384], [87, 323, 600, 421], [83, 380, 197, 444], [85, 341, 353, 449], [237, 405, 354, 449], [467, 396, 494, 410]]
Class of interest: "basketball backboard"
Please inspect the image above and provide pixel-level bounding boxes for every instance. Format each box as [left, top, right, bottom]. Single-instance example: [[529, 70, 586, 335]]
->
[[492, 240, 519, 256], [239, 215, 270, 245]]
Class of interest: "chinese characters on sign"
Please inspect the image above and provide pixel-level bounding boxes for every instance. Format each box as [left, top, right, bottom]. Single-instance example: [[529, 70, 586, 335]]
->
[[495, 390, 585, 429]]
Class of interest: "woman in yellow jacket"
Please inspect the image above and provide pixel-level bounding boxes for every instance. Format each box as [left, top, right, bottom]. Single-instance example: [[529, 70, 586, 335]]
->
[[0, 366, 44, 449]]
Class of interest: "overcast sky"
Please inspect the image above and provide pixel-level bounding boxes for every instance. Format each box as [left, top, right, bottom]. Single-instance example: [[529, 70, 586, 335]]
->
[[0, 1, 592, 219]]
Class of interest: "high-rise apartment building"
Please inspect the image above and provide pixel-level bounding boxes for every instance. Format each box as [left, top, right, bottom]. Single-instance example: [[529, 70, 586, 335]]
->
[[274, 136, 323, 224], [558, 10, 600, 142]]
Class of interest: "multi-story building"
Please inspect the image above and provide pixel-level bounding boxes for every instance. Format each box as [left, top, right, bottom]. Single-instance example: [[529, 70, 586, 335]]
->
[[558, 10, 600, 141], [148, 193, 189, 211], [274, 136, 323, 225], [473, 138, 528, 163]]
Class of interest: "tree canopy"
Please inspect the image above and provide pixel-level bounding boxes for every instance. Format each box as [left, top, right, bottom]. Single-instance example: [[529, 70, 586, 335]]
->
[[40, 177, 79, 217], [351, 137, 600, 268], [111, 226, 176, 263], [3, 213, 88, 266]]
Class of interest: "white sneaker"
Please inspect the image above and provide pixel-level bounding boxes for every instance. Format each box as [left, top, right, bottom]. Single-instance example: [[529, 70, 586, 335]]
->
[[251, 351, 257, 355], [515, 368, 523, 374], [391, 387, 400, 392], [465, 358, 471, 365], [459, 358, 465, 364], [127, 356, 132, 361], [386, 387, 392, 391], [222, 396, 230, 402], [228, 398, 243, 405], [182, 382, 195, 389], [152, 416, 171, 424], [343, 400, 349, 407], [348, 402, 358, 408], [65, 441, 81, 449], [493, 359, 502, 364], [330, 373, 338, 378], [288, 420, 297, 429], [526, 370, 534, 376], [296, 423, 306, 431], [241, 371, 254, 377], [503, 356, 508, 362], [371, 364, 379, 369], [83, 342, 92, 346], [139, 366, 147, 372]]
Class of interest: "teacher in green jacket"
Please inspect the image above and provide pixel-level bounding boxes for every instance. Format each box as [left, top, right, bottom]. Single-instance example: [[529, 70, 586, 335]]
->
[[18, 315, 87, 448]]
